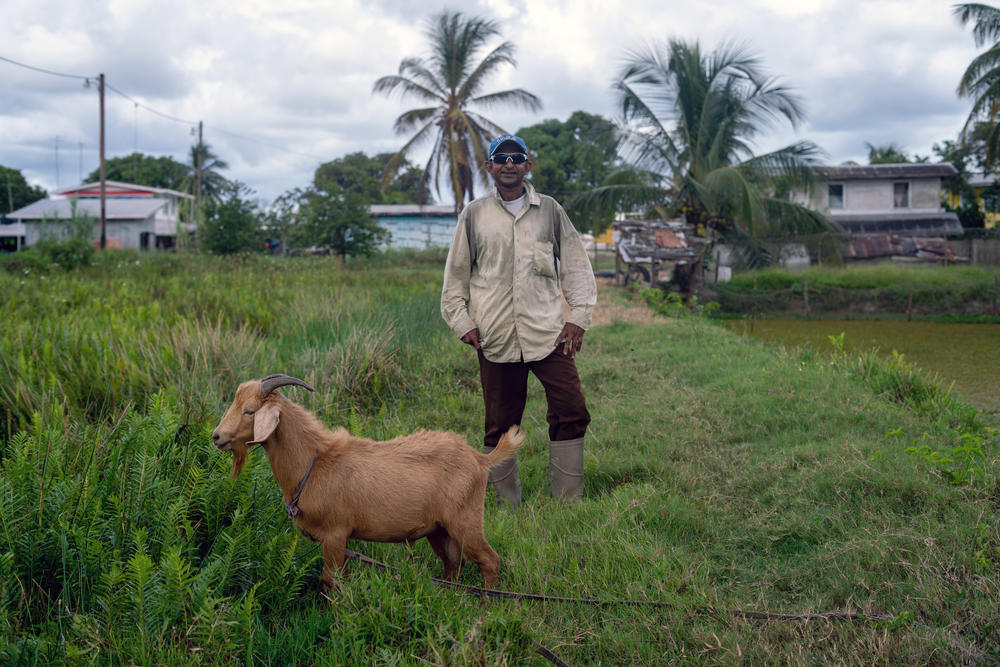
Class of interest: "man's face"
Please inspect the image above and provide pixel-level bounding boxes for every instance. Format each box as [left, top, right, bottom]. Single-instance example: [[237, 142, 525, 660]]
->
[[485, 141, 532, 190]]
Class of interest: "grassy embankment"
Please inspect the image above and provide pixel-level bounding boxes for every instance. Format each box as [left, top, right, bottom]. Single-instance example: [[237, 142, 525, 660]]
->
[[713, 263, 1000, 321], [1, 251, 997, 664]]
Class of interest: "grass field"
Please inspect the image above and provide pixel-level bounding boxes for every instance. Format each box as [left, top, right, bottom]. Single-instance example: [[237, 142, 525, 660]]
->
[[1, 250, 997, 664]]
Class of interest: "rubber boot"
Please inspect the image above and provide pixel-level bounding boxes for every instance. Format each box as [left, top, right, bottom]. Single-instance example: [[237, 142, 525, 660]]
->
[[485, 446, 521, 507], [549, 437, 584, 501]]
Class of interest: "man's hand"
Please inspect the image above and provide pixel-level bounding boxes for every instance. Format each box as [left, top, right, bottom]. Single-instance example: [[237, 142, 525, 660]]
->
[[555, 323, 585, 358], [461, 328, 482, 350]]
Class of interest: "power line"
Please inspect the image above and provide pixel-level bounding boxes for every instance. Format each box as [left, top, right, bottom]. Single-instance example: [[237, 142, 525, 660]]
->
[[0, 54, 90, 81], [104, 82, 198, 125], [105, 83, 323, 161], [205, 125, 325, 161], [3, 53, 327, 166]]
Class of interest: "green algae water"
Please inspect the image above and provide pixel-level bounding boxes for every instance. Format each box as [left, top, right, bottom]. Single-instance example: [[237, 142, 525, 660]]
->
[[723, 319, 1000, 416]]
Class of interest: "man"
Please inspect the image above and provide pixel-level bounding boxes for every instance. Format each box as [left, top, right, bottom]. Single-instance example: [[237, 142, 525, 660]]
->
[[441, 134, 597, 506]]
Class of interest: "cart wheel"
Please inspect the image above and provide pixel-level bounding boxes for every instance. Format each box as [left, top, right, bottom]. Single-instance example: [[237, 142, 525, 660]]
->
[[624, 265, 651, 288]]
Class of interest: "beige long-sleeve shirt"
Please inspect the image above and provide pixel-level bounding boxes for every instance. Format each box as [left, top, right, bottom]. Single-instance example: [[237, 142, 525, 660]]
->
[[441, 182, 597, 363]]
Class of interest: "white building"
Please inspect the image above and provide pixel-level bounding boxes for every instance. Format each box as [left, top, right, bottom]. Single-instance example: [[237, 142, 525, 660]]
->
[[1, 181, 193, 251]]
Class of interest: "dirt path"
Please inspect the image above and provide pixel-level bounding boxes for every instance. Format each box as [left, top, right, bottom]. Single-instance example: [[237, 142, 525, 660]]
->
[[588, 278, 659, 327]]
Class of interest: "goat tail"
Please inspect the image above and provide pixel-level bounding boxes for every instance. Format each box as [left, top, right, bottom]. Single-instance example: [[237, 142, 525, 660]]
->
[[482, 425, 525, 469]]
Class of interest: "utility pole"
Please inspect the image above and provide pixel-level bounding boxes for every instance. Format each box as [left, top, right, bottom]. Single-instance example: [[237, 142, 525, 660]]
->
[[99, 73, 106, 250], [54, 135, 60, 188], [6, 173, 13, 214], [196, 120, 203, 208]]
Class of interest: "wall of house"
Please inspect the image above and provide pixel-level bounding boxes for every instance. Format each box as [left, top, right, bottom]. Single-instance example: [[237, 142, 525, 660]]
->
[[24, 218, 155, 249], [378, 214, 457, 249], [835, 177, 942, 212]]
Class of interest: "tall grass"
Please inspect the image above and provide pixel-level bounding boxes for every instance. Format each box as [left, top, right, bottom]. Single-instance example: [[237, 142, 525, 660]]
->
[[1, 252, 997, 664]]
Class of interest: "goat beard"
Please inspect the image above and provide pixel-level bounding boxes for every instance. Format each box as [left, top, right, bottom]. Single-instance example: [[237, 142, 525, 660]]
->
[[229, 444, 249, 479]]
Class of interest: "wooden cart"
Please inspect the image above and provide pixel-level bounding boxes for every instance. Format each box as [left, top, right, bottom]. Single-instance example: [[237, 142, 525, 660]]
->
[[613, 220, 700, 288]]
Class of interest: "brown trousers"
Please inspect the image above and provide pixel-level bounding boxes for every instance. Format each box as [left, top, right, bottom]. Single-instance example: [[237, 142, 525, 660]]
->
[[477, 348, 591, 448]]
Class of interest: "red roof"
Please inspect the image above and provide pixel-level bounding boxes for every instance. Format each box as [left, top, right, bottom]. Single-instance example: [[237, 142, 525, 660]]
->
[[54, 180, 191, 200]]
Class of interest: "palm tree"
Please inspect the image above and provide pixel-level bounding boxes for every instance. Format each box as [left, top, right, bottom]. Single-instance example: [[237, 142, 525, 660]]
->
[[184, 142, 230, 204], [593, 39, 837, 253], [373, 11, 542, 207], [955, 3, 1000, 169]]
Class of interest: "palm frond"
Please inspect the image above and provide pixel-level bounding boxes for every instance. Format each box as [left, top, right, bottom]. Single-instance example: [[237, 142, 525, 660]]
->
[[380, 119, 439, 191], [457, 41, 519, 99], [372, 73, 444, 104], [426, 12, 501, 91], [469, 88, 543, 112], [392, 107, 441, 135], [955, 2, 1000, 47]]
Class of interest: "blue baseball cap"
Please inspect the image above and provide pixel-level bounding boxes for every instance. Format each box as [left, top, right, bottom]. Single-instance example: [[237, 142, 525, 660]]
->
[[488, 134, 528, 158]]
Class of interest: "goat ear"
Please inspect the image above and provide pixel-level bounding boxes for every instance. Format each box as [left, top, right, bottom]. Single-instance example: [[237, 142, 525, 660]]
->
[[249, 402, 280, 445]]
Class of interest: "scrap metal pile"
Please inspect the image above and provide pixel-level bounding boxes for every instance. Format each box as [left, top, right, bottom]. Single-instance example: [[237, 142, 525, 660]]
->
[[613, 220, 701, 287]]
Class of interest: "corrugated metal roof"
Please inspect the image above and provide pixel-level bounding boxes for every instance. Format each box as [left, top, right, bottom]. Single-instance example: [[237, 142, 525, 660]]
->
[[369, 204, 457, 216], [966, 173, 1000, 188], [8, 198, 167, 220], [831, 211, 963, 236], [820, 163, 957, 180]]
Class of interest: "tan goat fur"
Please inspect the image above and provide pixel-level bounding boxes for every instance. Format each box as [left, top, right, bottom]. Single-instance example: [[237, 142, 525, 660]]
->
[[212, 378, 523, 590]]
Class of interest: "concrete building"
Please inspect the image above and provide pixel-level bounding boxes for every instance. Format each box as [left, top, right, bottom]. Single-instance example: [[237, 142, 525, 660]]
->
[[806, 164, 962, 237]]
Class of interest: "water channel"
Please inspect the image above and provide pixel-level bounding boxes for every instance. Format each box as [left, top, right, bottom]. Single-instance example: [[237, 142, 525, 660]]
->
[[722, 319, 1000, 418]]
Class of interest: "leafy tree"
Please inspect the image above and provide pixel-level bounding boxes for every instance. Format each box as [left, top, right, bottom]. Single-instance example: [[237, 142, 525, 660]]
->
[[298, 186, 387, 266], [591, 39, 837, 259], [200, 181, 261, 254], [261, 189, 305, 255], [84, 153, 188, 191], [1, 166, 47, 213], [313, 152, 432, 204], [516, 111, 635, 235], [373, 10, 541, 207]]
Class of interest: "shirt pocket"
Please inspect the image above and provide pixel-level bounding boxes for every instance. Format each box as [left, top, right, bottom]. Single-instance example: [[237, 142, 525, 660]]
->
[[532, 241, 556, 278]]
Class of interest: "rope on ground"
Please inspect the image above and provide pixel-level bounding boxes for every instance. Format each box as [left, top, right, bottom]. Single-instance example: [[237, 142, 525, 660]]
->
[[342, 549, 984, 665], [347, 549, 888, 620]]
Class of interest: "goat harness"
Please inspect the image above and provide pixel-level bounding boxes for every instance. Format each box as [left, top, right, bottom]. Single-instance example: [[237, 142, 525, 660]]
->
[[286, 455, 318, 519]]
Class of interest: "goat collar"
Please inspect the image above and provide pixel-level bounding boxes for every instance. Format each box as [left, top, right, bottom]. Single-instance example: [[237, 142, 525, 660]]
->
[[286, 455, 318, 519]]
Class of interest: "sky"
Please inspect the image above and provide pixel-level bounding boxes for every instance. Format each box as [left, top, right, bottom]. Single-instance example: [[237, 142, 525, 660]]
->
[[0, 0, 988, 206]]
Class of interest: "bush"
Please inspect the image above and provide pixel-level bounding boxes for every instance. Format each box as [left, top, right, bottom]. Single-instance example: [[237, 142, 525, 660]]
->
[[34, 237, 95, 270], [0, 249, 54, 274]]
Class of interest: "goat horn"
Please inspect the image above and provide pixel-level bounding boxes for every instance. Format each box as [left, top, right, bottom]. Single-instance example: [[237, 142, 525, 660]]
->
[[260, 374, 316, 396]]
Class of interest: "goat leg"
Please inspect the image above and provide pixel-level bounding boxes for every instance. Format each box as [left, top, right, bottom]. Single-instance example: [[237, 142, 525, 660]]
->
[[319, 532, 350, 591], [427, 527, 462, 580]]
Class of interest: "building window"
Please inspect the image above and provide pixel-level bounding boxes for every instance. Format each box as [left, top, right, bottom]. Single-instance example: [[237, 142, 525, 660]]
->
[[893, 182, 909, 208], [828, 184, 844, 209]]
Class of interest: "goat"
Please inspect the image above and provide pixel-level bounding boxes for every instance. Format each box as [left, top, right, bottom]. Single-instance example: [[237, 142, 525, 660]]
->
[[212, 374, 523, 590]]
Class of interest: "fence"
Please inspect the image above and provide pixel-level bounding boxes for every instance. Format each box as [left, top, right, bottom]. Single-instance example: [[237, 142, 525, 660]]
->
[[949, 239, 1000, 266]]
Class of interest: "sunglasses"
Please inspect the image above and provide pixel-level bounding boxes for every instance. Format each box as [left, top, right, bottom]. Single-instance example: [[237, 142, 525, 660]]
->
[[490, 152, 529, 165]]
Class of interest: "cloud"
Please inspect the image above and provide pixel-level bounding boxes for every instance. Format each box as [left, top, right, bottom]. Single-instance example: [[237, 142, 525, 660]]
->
[[0, 0, 987, 201]]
